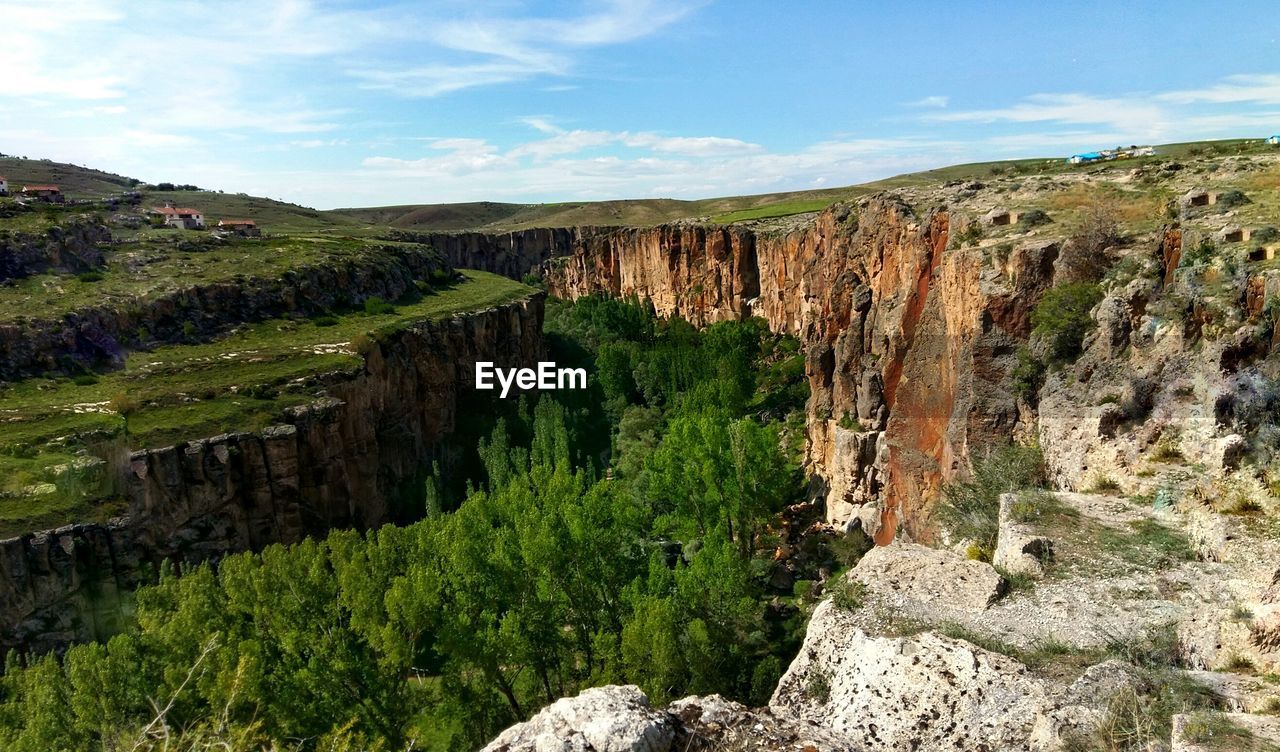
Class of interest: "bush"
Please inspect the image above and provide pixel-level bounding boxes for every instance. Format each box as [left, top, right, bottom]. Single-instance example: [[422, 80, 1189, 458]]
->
[[1031, 282, 1103, 363], [182, 321, 198, 339], [1057, 204, 1119, 283], [314, 314, 339, 327], [76, 271, 104, 283], [1019, 208, 1051, 227], [362, 296, 395, 315], [1182, 238, 1217, 266], [1011, 346, 1046, 402], [937, 444, 1047, 558], [1214, 189, 1250, 210], [71, 374, 99, 386]]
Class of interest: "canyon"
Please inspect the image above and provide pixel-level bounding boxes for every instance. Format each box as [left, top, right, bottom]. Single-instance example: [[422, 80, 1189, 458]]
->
[[0, 295, 542, 654], [416, 197, 1057, 545]]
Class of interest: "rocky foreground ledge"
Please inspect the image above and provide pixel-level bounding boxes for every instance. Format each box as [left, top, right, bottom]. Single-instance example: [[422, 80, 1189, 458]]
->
[[483, 491, 1280, 751]]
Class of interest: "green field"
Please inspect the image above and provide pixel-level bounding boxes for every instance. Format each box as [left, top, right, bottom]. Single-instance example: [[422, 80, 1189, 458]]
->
[[0, 270, 533, 537], [0, 232, 429, 323]]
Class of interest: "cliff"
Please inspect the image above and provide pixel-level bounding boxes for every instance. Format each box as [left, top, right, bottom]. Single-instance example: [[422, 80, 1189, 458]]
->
[[0, 296, 544, 653], [428, 198, 1059, 543], [0, 242, 450, 379], [0, 217, 110, 282]]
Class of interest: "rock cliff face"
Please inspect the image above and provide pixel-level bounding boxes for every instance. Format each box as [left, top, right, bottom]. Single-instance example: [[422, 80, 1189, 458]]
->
[[0, 296, 543, 653], [432, 199, 1057, 542], [0, 243, 449, 379], [0, 217, 111, 282]]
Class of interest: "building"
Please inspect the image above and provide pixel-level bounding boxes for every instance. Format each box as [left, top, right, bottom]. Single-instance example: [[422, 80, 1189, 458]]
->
[[21, 185, 63, 203], [0, 175, 8, 196], [150, 203, 205, 229], [1268, 135, 1280, 145], [217, 219, 260, 237], [1067, 152, 1104, 164]]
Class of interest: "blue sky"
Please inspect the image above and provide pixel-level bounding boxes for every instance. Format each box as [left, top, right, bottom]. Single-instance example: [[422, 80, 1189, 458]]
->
[[1, 1, 1278, 209]]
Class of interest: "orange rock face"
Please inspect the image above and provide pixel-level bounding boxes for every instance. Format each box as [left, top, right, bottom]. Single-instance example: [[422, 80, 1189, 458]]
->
[[440, 198, 1059, 542]]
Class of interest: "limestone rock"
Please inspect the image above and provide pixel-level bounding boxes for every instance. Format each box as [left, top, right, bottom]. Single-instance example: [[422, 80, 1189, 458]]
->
[[481, 686, 676, 752], [852, 540, 1007, 610], [994, 493, 1054, 578], [770, 600, 1048, 751], [668, 695, 856, 751]]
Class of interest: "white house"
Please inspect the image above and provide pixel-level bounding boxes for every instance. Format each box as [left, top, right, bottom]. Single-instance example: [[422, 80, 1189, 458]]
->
[[150, 203, 205, 229], [0, 175, 8, 196]]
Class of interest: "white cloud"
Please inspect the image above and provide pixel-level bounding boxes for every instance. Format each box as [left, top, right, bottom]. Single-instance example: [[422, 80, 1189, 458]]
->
[[907, 95, 949, 108], [927, 93, 1171, 138], [1157, 74, 1280, 105]]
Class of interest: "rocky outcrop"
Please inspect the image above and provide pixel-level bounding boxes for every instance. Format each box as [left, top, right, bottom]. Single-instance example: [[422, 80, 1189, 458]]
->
[[430, 199, 1060, 542], [480, 687, 856, 752], [481, 686, 677, 752], [0, 243, 449, 379], [850, 540, 1007, 610], [0, 217, 110, 281], [0, 295, 544, 654]]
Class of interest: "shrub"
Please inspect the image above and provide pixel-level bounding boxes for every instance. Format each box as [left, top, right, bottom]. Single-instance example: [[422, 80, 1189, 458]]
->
[[830, 527, 873, 569], [363, 296, 395, 315], [1182, 238, 1217, 266], [1011, 346, 1046, 402], [76, 271, 104, 283], [951, 223, 984, 249], [1031, 282, 1103, 363], [71, 374, 99, 386], [182, 321, 198, 339], [838, 411, 862, 431], [314, 314, 340, 327], [1057, 204, 1119, 283], [1019, 208, 1051, 226], [828, 578, 867, 611], [937, 444, 1047, 557], [1214, 189, 1250, 210]]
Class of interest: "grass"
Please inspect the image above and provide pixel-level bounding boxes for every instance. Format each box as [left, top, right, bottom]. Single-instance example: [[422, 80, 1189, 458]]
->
[[0, 233, 424, 323], [1180, 712, 1279, 751], [0, 271, 533, 537], [1095, 519, 1196, 570], [710, 199, 834, 224]]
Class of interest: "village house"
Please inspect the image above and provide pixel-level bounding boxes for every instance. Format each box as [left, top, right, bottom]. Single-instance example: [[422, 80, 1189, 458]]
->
[[217, 219, 260, 237], [150, 203, 205, 229], [0, 175, 8, 196], [21, 185, 63, 203]]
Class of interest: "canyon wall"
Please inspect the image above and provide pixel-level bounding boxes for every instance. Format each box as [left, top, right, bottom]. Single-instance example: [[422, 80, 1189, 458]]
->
[[0, 296, 544, 653], [0, 217, 110, 282], [0, 243, 449, 379], [433, 199, 1058, 543]]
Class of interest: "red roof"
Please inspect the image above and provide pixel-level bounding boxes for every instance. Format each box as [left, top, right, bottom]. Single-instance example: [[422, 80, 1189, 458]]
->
[[22, 185, 60, 192], [152, 206, 201, 215]]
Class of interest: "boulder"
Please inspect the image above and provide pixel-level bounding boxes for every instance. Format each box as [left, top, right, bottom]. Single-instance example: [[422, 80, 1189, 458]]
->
[[771, 600, 1050, 751], [994, 493, 1055, 578], [481, 685, 676, 752], [668, 695, 856, 751], [851, 540, 1007, 610]]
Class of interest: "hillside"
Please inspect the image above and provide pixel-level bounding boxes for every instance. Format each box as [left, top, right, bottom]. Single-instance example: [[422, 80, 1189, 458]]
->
[[329, 137, 1280, 231]]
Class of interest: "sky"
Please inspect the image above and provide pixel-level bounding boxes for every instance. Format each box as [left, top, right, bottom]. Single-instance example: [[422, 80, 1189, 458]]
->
[[1, 0, 1278, 210]]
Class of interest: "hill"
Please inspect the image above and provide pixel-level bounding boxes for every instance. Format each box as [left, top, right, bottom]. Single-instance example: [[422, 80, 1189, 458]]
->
[[328, 137, 1280, 230]]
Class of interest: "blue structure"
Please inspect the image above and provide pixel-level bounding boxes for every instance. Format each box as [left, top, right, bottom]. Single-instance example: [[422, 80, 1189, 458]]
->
[[1067, 151, 1104, 164], [1267, 135, 1280, 145]]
